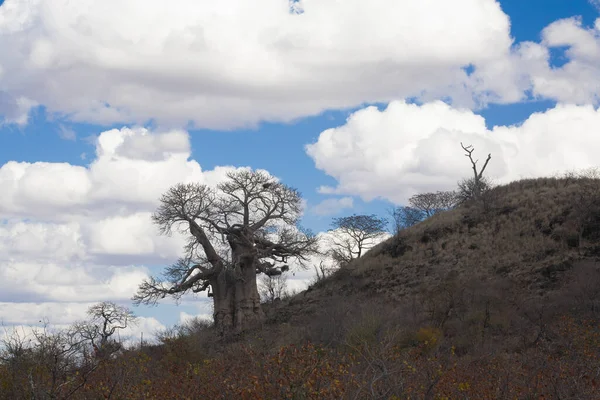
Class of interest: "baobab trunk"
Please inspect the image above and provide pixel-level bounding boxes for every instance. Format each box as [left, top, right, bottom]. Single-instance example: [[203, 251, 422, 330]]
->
[[233, 257, 264, 334], [211, 256, 264, 336]]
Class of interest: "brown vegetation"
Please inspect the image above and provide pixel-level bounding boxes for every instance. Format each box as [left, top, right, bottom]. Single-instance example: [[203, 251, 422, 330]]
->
[[2, 173, 600, 399]]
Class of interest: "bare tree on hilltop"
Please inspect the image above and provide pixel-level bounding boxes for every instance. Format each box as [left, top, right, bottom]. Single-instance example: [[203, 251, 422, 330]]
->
[[133, 170, 319, 336], [458, 142, 492, 203]]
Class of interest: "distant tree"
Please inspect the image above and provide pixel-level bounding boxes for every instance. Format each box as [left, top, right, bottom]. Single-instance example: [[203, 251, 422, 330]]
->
[[328, 214, 388, 266], [563, 168, 600, 250], [313, 260, 335, 283], [389, 206, 425, 235], [73, 301, 136, 358], [408, 191, 458, 217], [458, 142, 492, 202], [258, 274, 289, 303], [133, 170, 319, 336]]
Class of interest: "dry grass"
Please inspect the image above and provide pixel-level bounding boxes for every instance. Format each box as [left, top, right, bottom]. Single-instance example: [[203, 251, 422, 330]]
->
[[3, 174, 600, 399], [273, 173, 600, 357]]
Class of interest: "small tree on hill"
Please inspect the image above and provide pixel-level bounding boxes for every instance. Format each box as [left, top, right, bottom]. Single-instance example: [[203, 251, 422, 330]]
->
[[389, 206, 424, 235], [408, 191, 458, 217], [258, 274, 289, 303], [458, 142, 492, 203], [73, 301, 136, 358], [133, 169, 319, 336], [328, 214, 388, 266]]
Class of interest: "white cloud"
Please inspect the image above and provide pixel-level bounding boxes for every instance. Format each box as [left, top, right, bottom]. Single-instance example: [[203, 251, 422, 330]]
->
[[0, 126, 250, 329], [0, 127, 234, 220], [178, 311, 212, 326], [0, 259, 151, 303], [121, 316, 166, 345], [0, 121, 393, 331], [306, 100, 600, 204], [0, 302, 91, 326], [0, 92, 35, 126], [57, 124, 76, 140], [311, 197, 354, 216], [0, 220, 85, 261], [87, 212, 168, 256], [284, 229, 390, 293], [0, 0, 516, 128], [0, 312, 165, 348], [522, 17, 600, 105]]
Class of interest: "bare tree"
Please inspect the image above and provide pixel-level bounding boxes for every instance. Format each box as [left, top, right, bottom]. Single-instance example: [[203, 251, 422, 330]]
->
[[408, 191, 458, 218], [388, 206, 424, 235], [329, 214, 388, 266], [0, 322, 98, 400], [313, 260, 335, 283], [73, 302, 136, 358], [258, 274, 289, 303], [459, 142, 492, 202], [133, 170, 319, 336]]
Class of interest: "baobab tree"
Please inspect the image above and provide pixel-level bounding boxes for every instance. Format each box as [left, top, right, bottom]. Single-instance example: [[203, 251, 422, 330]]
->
[[133, 170, 319, 336]]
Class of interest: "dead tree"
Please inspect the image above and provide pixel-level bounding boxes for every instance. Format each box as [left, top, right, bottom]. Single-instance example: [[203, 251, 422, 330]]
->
[[133, 170, 319, 336], [459, 142, 491, 201]]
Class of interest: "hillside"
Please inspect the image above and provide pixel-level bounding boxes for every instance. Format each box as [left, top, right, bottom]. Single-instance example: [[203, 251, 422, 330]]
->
[[272, 176, 600, 336], [2, 175, 600, 399]]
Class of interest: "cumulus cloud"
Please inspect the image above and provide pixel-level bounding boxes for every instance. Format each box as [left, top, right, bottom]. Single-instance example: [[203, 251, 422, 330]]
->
[[121, 316, 166, 345], [0, 0, 518, 128], [523, 17, 600, 105], [283, 229, 390, 293], [57, 124, 76, 140], [0, 313, 166, 348], [178, 311, 212, 326], [0, 126, 249, 330], [0, 91, 35, 126], [0, 302, 92, 326], [0, 127, 235, 220], [0, 259, 152, 303], [0, 121, 395, 332], [0, 124, 348, 334], [310, 197, 354, 216], [306, 100, 600, 204]]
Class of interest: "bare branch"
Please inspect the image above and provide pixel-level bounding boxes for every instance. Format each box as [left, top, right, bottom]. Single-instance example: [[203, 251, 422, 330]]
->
[[408, 191, 458, 218], [460, 142, 492, 201], [329, 214, 388, 264], [135, 169, 320, 335]]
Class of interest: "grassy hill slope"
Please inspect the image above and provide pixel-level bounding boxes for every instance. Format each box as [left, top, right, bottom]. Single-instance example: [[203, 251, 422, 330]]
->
[[2, 175, 600, 399]]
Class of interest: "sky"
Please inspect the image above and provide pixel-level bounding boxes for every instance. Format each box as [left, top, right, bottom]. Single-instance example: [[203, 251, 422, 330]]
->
[[1, 0, 600, 341]]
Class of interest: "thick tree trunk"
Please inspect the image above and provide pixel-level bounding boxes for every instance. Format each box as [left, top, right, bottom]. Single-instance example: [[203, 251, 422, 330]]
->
[[233, 259, 264, 334], [211, 252, 264, 336], [211, 272, 234, 336]]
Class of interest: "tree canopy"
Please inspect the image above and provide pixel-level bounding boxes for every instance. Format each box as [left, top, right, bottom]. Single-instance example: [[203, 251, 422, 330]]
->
[[133, 169, 319, 335], [328, 214, 388, 266]]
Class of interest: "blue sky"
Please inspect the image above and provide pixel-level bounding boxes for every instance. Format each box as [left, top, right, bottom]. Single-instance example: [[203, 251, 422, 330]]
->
[[1, 0, 599, 333], [2, 0, 598, 233]]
